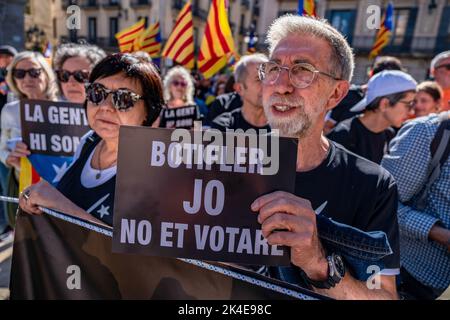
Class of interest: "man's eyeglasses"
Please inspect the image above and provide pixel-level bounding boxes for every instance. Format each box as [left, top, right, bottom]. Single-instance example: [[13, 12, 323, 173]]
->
[[12, 68, 42, 79], [172, 80, 187, 88], [436, 64, 450, 71], [85, 82, 144, 112], [56, 69, 89, 83], [258, 62, 341, 89]]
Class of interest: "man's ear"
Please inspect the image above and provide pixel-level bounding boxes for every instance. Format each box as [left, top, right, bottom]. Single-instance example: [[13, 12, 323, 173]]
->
[[325, 80, 350, 111], [234, 82, 243, 96], [379, 97, 390, 112]]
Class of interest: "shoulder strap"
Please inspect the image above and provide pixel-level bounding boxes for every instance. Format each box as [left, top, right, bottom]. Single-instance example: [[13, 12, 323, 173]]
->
[[415, 112, 450, 210], [80, 131, 101, 159]]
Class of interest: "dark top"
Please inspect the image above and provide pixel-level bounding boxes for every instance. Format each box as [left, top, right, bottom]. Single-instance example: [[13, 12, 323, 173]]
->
[[327, 116, 396, 164], [206, 92, 242, 126], [56, 136, 116, 226], [159, 104, 201, 129], [210, 107, 271, 132], [294, 141, 400, 271]]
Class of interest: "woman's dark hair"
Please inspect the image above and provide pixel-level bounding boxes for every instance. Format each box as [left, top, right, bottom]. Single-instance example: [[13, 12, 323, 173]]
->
[[365, 90, 415, 111], [87, 53, 164, 126]]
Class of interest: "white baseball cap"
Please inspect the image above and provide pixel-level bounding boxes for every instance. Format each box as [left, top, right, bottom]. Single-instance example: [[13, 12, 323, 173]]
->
[[350, 70, 417, 112]]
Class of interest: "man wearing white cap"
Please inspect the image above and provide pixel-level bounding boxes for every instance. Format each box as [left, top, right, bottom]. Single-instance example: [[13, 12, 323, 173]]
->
[[328, 70, 417, 164]]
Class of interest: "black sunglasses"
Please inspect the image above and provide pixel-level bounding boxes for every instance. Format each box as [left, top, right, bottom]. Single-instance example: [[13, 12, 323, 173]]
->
[[85, 82, 144, 111], [56, 69, 89, 83], [12, 68, 42, 79]]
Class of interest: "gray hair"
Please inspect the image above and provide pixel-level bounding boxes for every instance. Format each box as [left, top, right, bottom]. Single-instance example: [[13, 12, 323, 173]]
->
[[234, 53, 268, 84], [53, 42, 106, 71], [163, 66, 195, 105], [6, 51, 59, 100], [266, 14, 354, 82], [430, 50, 450, 71]]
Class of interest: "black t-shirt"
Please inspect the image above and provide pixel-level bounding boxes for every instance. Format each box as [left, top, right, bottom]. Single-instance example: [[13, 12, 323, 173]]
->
[[206, 92, 242, 126], [159, 104, 202, 129], [327, 115, 395, 164], [295, 141, 400, 271], [210, 108, 271, 132]]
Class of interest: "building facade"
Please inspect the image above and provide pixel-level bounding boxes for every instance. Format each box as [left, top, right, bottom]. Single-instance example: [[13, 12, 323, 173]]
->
[[54, 0, 450, 83]]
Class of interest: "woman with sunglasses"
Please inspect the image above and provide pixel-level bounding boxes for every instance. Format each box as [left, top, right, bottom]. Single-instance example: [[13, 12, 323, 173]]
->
[[1, 51, 58, 174], [53, 42, 106, 103], [18, 53, 163, 226], [157, 66, 201, 129]]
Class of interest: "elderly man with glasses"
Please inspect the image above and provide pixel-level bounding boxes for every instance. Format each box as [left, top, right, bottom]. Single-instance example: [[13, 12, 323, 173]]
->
[[250, 15, 401, 300]]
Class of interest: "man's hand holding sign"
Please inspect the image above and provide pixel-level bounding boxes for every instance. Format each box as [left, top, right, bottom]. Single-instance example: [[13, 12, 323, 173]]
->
[[251, 191, 329, 282]]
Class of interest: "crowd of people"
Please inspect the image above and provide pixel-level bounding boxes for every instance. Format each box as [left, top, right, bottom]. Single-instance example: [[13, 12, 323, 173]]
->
[[0, 13, 449, 300]]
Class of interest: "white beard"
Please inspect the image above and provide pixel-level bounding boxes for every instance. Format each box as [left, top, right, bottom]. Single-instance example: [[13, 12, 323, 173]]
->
[[263, 104, 312, 138]]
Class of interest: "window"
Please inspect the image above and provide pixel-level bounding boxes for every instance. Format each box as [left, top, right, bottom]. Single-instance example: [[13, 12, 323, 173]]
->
[[110, 17, 118, 45], [88, 17, 97, 43], [391, 9, 410, 46], [328, 10, 356, 42], [53, 18, 57, 39]]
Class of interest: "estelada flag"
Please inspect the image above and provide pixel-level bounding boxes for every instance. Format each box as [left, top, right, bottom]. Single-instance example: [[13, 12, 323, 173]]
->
[[136, 21, 162, 58], [19, 157, 40, 193], [198, 0, 235, 79], [369, 2, 394, 60], [162, 1, 195, 69], [115, 19, 146, 53]]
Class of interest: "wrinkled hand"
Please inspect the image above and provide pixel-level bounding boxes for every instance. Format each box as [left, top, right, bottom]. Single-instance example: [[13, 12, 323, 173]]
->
[[6, 142, 30, 170], [251, 191, 329, 281], [19, 180, 68, 215]]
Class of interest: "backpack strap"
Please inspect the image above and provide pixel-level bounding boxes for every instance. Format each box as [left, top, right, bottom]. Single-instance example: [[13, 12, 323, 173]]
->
[[415, 112, 450, 210]]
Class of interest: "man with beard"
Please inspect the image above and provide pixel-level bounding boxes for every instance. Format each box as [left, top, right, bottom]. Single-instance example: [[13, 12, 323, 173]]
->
[[251, 15, 400, 299], [210, 54, 270, 132]]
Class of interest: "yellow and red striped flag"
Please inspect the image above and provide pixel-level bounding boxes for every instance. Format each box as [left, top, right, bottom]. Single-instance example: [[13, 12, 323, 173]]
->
[[369, 2, 394, 60], [298, 0, 317, 17], [198, 0, 235, 79], [136, 21, 162, 58], [162, 1, 195, 69], [115, 19, 146, 53], [19, 157, 40, 193]]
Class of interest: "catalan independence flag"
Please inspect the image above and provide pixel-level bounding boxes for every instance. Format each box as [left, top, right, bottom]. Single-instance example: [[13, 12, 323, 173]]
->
[[198, 0, 235, 79], [115, 19, 146, 53], [19, 157, 40, 193], [162, 1, 195, 69], [298, 0, 317, 17], [369, 2, 394, 60], [137, 21, 162, 58]]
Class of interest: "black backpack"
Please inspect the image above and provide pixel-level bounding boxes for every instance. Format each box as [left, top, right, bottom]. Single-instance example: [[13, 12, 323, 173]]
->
[[413, 111, 450, 210]]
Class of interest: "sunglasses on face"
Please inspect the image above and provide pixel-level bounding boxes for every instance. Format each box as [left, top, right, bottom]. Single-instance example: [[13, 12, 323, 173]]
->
[[12, 68, 43, 79], [56, 69, 89, 83], [436, 64, 450, 71], [85, 82, 144, 112], [172, 80, 187, 88]]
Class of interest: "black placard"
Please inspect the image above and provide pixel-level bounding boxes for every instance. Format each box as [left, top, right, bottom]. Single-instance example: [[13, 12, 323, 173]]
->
[[112, 126, 298, 266], [20, 99, 90, 156]]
